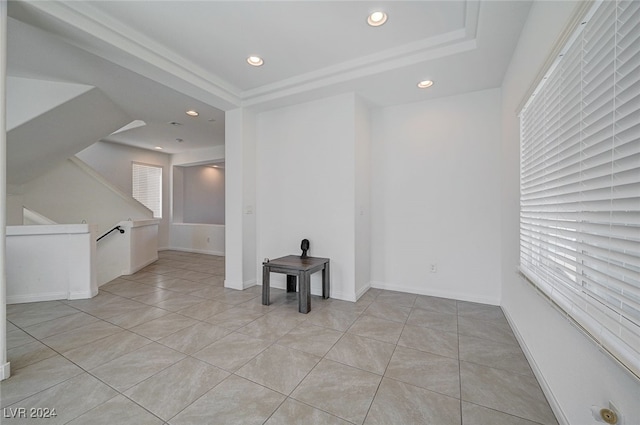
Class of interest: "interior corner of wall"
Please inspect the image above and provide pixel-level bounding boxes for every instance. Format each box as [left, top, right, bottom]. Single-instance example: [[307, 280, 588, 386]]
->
[[355, 281, 372, 300], [243, 279, 257, 290]]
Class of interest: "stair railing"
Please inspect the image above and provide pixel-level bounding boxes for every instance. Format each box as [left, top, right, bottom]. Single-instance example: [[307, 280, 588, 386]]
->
[[97, 225, 125, 242]]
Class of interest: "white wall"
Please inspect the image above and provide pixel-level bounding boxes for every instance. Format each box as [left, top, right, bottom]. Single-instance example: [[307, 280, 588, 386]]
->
[[370, 88, 502, 305], [225, 108, 257, 289], [5, 193, 22, 226], [7, 87, 131, 186], [1, 0, 9, 381], [77, 141, 170, 247], [354, 97, 372, 299], [172, 165, 185, 223], [6, 76, 92, 131], [11, 158, 153, 236], [181, 165, 225, 225], [500, 1, 640, 424], [241, 112, 257, 287], [171, 144, 226, 255], [256, 93, 357, 301]]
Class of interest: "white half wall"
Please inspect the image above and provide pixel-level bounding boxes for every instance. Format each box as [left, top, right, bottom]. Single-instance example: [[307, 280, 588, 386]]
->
[[500, 1, 640, 423], [6, 224, 98, 303], [256, 93, 357, 301], [97, 219, 159, 286], [169, 223, 225, 256], [370, 88, 502, 305]]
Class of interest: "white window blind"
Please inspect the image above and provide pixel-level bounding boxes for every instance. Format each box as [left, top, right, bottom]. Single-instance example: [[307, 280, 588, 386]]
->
[[132, 162, 162, 218], [520, 0, 640, 379]]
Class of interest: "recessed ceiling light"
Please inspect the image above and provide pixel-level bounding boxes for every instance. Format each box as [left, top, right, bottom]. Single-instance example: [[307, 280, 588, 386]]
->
[[155, 146, 163, 150], [417, 80, 434, 89], [186, 110, 199, 117], [247, 56, 264, 67], [368, 11, 387, 27]]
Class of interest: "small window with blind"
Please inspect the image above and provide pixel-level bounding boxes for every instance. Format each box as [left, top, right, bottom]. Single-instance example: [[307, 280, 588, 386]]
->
[[132, 162, 162, 218], [519, 0, 639, 379]]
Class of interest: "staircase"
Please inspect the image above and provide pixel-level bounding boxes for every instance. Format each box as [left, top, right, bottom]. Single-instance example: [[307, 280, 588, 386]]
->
[[5, 76, 160, 303]]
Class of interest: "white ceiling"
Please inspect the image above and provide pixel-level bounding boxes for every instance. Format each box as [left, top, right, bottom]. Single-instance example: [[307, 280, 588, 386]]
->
[[6, 0, 532, 154]]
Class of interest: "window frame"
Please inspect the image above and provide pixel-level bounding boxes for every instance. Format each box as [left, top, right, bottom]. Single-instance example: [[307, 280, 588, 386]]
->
[[518, 0, 640, 380], [132, 161, 163, 219]]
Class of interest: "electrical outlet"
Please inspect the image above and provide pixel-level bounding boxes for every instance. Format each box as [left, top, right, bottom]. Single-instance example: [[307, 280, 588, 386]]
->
[[430, 264, 437, 273], [591, 401, 623, 424]]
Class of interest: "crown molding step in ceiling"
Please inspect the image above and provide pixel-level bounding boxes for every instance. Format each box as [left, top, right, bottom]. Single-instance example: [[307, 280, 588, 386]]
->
[[6, 0, 532, 153]]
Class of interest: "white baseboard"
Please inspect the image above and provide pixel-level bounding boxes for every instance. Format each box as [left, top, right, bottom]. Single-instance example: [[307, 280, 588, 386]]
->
[[68, 289, 97, 300], [164, 246, 225, 256], [502, 307, 569, 425], [242, 279, 257, 290], [225, 279, 257, 291], [355, 282, 372, 301], [329, 290, 356, 302], [260, 281, 356, 302], [370, 280, 500, 305], [224, 279, 242, 290], [128, 256, 159, 275], [8, 288, 98, 304], [7, 292, 68, 304], [0, 362, 11, 381]]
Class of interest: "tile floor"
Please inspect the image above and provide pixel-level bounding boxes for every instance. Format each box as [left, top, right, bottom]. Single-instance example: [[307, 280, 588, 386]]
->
[[2, 251, 558, 425]]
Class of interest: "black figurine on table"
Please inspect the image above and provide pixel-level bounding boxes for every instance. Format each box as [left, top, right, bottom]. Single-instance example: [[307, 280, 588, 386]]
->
[[300, 239, 310, 258]]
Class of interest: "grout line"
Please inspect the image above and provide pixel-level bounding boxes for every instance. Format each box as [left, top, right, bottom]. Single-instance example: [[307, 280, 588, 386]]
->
[[6, 253, 551, 424]]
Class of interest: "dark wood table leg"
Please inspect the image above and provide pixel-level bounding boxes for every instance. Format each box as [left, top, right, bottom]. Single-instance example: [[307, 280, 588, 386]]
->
[[262, 265, 270, 305], [286, 274, 297, 293], [322, 261, 330, 299], [299, 271, 311, 313]]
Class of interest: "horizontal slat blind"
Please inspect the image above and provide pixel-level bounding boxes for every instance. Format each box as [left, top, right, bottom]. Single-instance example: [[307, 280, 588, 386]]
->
[[520, 0, 640, 379], [132, 162, 162, 218]]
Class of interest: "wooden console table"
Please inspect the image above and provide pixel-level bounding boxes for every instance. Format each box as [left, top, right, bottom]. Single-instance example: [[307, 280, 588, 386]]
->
[[262, 255, 330, 314]]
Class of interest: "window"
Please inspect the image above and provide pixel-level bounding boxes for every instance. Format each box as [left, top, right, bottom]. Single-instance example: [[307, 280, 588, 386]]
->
[[519, 0, 640, 379], [132, 162, 162, 218]]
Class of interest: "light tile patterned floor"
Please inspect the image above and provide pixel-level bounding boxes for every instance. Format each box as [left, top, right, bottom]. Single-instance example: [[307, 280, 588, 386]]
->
[[1, 251, 558, 425]]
